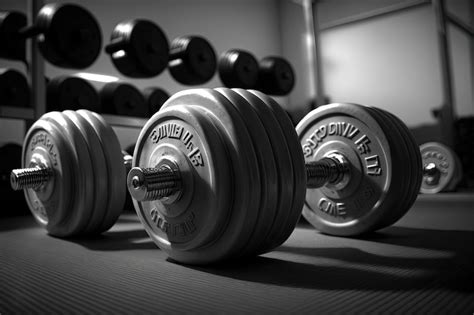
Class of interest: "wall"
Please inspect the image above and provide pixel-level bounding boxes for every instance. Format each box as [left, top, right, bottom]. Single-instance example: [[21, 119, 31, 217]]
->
[[316, 0, 473, 127]]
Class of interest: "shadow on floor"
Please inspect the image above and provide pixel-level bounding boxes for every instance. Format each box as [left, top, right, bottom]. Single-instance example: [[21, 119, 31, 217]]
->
[[67, 228, 156, 251], [185, 227, 474, 292]]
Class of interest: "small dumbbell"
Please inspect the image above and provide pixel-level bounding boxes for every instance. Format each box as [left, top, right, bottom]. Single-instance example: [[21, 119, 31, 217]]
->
[[419, 142, 463, 193], [105, 19, 169, 78], [127, 88, 422, 264], [0, 68, 30, 107], [218, 49, 259, 89], [143, 87, 170, 117], [0, 4, 101, 69], [257, 56, 295, 96], [10, 110, 131, 237], [100, 81, 148, 118]]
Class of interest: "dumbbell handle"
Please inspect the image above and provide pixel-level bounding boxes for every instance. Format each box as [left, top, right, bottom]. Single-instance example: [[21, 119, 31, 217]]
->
[[10, 152, 134, 191], [128, 155, 349, 202]]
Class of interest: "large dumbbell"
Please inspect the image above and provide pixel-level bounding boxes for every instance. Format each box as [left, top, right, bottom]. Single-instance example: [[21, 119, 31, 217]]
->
[[419, 142, 463, 193], [10, 110, 131, 237], [257, 56, 295, 96], [0, 4, 101, 69], [218, 49, 259, 89], [127, 88, 422, 264], [0, 68, 30, 107]]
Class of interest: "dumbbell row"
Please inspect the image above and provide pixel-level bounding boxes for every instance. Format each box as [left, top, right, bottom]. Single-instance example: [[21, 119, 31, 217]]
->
[[9, 87, 424, 265], [1, 4, 295, 95]]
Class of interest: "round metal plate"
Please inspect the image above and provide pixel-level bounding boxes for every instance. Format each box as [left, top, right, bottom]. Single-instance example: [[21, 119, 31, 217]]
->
[[233, 89, 280, 254], [133, 100, 233, 264], [41, 112, 94, 236], [77, 110, 125, 233], [364, 107, 412, 231], [143, 87, 169, 116], [420, 142, 457, 194], [63, 111, 108, 234], [37, 3, 102, 69], [22, 118, 73, 235], [296, 103, 397, 236], [0, 68, 30, 107], [215, 88, 267, 258], [257, 57, 295, 96], [250, 90, 305, 249], [0, 11, 27, 61], [161, 89, 259, 264], [100, 82, 147, 117], [168, 36, 217, 85], [47, 76, 99, 112], [108, 19, 169, 78], [218, 50, 259, 89]]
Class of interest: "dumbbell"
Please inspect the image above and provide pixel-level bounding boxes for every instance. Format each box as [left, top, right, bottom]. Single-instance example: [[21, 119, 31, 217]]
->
[[47, 75, 100, 112], [0, 68, 30, 107], [104, 19, 216, 85], [10, 110, 130, 237], [420, 142, 463, 193], [257, 56, 295, 96], [218, 49, 259, 89], [143, 87, 170, 116], [126, 88, 422, 264], [105, 19, 169, 78], [0, 4, 101, 69], [100, 82, 148, 118]]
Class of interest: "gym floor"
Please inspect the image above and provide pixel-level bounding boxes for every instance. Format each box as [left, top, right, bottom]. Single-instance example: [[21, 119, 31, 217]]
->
[[1, 193, 473, 313]]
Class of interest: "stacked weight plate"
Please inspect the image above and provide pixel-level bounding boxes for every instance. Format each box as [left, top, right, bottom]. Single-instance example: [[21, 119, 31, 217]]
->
[[22, 110, 125, 237], [296, 104, 421, 236], [131, 88, 305, 264]]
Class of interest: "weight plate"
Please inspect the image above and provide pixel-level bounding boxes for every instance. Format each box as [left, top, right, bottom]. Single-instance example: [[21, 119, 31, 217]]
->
[[364, 107, 413, 231], [143, 87, 169, 116], [233, 89, 281, 254], [0, 68, 30, 107], [376, 109, 422, 228], [37, 3, 102, 69], [160, 89, 259, 264], [21, 117, 74, 234], [168, 36, 217, 85], [41, 112, 94, 236], [106, 19, 169, 78], [0, 11, 26, 61], [214, 88, 267, 258], [296, 103, 399, 236], [63, 111, 108, 235], [100, 82, 148, 117], [218, 50, 259, 89], [77, 110, 125, 233], [47, 76, 99, 111], [420, 142, 457, 194], [249, 90, 306, 250], [133, 101, 233, 264], [257, 56, 295, 96], [445, 151, 463, 191]]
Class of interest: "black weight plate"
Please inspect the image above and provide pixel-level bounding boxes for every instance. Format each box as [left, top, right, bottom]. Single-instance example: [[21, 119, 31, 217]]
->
[[218, 49, 259, 89], [376, 109, 422, 228], [47, 76, 99, 111], [364, 107, 413, 231], [37, 3, 102, 69], [0, 68, 30, 107], [143, 87, 169, 116], [100, 82, 147, 117], [233, 89, 282, 255], [250, 90, 305, 249], [169, 36, 216, 85], [215, 88, 268, 258], [106, 19, 169, 78], [257, 56, 295, 96], [0, 11, 26, 61]]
